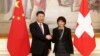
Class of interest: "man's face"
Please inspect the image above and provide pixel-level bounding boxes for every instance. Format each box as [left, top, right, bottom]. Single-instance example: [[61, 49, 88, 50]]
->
[[37, 14, 45, 23]]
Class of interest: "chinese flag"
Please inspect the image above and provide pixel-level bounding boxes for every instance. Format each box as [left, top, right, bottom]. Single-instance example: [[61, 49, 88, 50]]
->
[[7, 0, 30, 56], [74, 0, 96, 56]]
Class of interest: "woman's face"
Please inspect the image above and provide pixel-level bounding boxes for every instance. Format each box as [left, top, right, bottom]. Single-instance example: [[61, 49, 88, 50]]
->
[[58, 20, 65, 27]]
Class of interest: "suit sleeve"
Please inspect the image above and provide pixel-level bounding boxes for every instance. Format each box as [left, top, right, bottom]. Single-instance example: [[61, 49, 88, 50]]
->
[[29, 24, 47, 41], [46, 25, 51, 49], [68, 28, 74, 54]]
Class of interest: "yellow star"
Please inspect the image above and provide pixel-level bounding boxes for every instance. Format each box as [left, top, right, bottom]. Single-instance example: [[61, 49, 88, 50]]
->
[[17, 17, 20, 20], [15, 1, 19, 8]]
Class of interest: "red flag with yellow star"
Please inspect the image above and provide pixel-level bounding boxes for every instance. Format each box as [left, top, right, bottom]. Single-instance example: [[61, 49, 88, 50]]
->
[[7, 0, 30, 56]]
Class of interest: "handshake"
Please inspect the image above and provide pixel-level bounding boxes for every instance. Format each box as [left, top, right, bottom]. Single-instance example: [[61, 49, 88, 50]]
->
[[46, 35, 52, 40]]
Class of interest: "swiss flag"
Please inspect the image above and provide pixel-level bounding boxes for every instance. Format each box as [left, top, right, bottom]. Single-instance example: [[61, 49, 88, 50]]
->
[[7, 0, 30, 56], [74, 0, 96, 56]]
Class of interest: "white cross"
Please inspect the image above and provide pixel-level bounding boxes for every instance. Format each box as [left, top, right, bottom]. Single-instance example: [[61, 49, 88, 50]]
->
[[75, 12, 94, 38]]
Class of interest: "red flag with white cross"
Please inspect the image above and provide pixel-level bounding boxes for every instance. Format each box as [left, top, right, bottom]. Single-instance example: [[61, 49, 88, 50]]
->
[[74, 0, 96, 56]]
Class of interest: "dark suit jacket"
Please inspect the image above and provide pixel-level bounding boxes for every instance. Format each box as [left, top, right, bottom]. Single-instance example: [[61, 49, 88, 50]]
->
[[52, 27, 74, 54], [29, 22, 51, 54]]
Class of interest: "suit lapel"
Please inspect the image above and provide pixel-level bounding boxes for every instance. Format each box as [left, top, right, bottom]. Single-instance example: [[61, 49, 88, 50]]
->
[[35, 22, 44, 35], [43, 23, 46, 35]]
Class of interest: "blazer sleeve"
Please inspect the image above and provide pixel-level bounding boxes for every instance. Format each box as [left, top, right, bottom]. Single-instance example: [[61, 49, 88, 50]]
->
[[29, 24, 47, 41], [52, 29, 56, 43], [67, 28, 74, 54]]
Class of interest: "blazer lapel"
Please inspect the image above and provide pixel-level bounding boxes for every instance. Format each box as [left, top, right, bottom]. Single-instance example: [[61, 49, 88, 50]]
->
[[62, 27, 66, 39], [62, 27, 67, 40], [56, 28, 60, 39], [57, 27, 66, 39]]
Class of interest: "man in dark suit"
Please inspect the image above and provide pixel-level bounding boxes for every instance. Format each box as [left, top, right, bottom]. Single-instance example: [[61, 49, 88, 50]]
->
[[29, 11, 51, 56]]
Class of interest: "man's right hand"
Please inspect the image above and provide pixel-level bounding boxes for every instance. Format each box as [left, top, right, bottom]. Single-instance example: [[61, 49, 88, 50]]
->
[[46, 35, 52, 40]]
